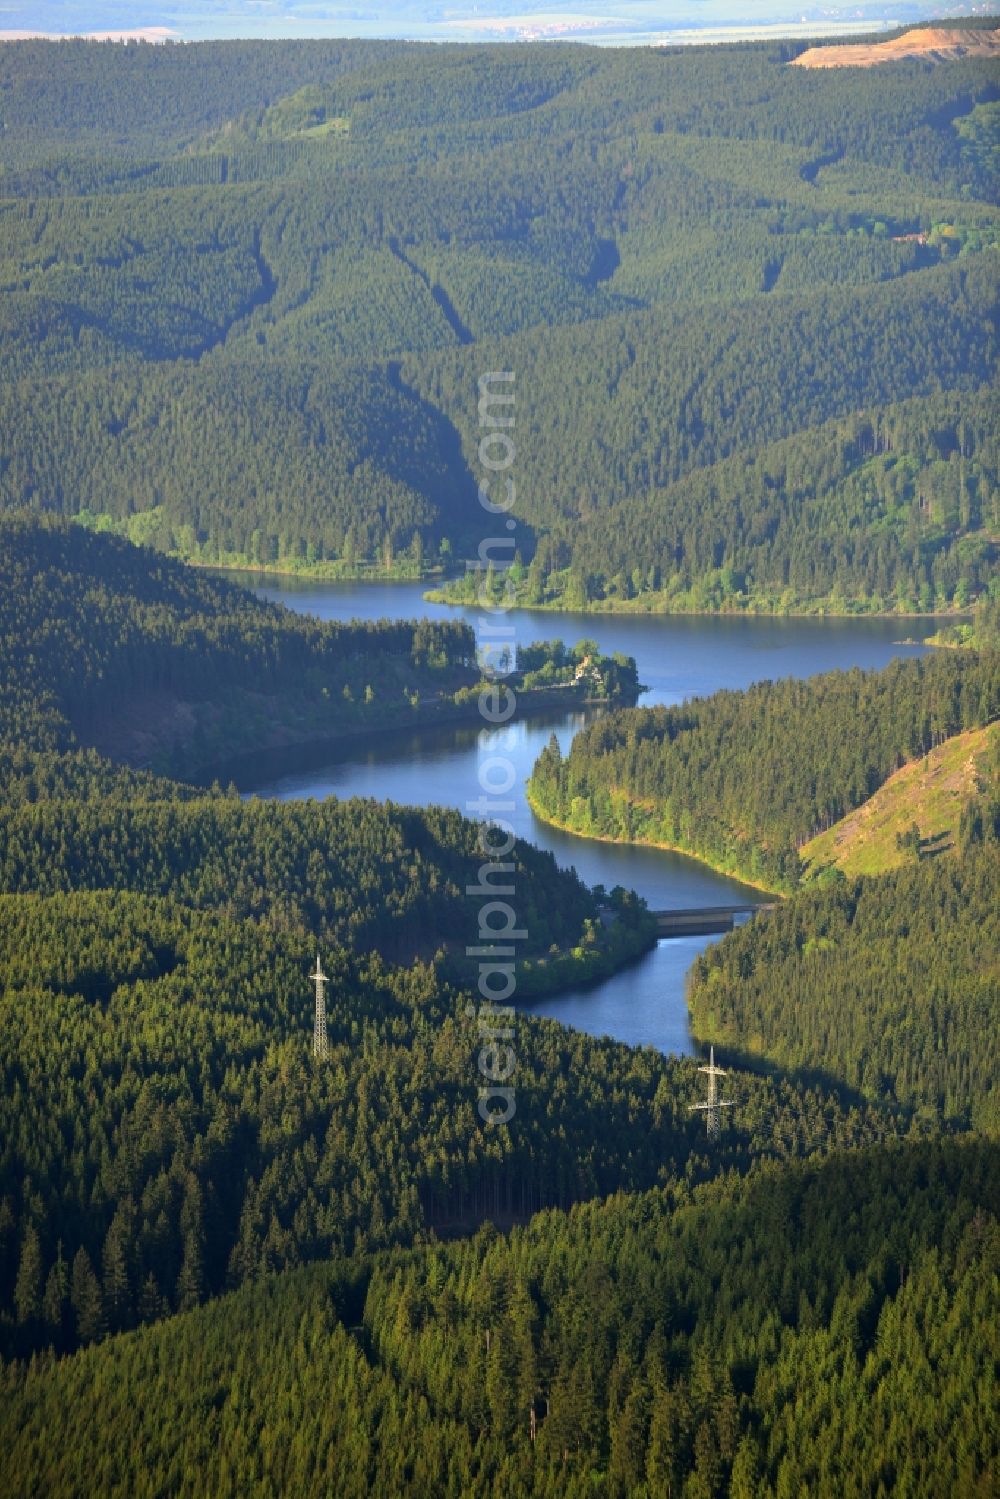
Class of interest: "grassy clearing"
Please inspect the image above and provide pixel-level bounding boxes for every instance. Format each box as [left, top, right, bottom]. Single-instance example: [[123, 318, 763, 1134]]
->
[[801, 721, 998, 880]]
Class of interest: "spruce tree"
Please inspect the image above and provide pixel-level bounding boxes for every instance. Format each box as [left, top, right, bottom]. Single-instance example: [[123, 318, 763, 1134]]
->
[[70, 1247, 105, 1344], [14, 1224, 42, 1325], [41, 1242, 69, 1338]]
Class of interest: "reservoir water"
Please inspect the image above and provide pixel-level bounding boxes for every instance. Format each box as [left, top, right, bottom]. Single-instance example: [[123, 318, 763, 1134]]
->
[[239, 574, 928, 1053]]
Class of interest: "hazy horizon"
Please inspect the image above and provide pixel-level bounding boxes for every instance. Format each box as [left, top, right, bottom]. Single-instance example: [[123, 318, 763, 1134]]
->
[[1, 0, 982, 46]]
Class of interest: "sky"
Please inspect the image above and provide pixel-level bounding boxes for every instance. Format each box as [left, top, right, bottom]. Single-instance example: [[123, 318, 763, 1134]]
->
[[0, 0, 978, 45]]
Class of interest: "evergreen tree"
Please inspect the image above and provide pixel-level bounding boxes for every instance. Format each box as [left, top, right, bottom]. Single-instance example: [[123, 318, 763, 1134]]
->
[[176, 1177, 207, 1313], [41, 1243, 69, 1338], [70, 1248, 105, 1344], [14, 1225, 42, 1325]]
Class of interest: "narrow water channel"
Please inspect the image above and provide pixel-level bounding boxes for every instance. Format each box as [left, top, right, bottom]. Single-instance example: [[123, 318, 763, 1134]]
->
[[236, 574, 927, 1053]]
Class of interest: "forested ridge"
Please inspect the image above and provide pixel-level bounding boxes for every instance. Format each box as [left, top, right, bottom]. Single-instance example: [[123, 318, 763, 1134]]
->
[[436, 389, 1000, 614], [2, 35, 999, 1495], [528, 649, 1000, 889], [0, 514, 479, 771], [0, 34, 996, 608], [0, 516, 641, 778], [0, 506, 939, 1396], [2, 1141, 995, 1497]]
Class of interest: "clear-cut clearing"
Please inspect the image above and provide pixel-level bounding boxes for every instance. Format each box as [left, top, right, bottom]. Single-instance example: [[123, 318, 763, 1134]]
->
[[792, 27, 1000, 69], [800, 721, 998, 880]]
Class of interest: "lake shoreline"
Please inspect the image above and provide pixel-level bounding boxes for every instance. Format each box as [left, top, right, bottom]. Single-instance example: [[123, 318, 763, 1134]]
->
[[234, 579, 929, 1056], [192, 682, 633, 790], [524, 788, 784, 899], [203, 559, 444, 586], [425, 585, 968, 626], [199, 561, 966, 627]]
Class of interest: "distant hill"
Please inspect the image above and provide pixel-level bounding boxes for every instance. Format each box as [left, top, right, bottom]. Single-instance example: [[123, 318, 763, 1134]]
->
[[793, 26, 1000, 68], [0, 36, 995, 610]]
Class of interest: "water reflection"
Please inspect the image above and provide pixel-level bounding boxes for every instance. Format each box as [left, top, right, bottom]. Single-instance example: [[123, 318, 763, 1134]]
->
[[233, 572, 927, 1053]]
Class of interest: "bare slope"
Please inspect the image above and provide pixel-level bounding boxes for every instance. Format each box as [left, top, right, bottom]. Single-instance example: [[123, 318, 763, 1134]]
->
[[800, 721, 999, 880], [792, 27, 1000, 69]]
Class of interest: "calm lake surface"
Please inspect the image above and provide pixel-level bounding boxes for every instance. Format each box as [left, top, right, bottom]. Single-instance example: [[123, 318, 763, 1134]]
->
[[239, 574, 928, 1054]]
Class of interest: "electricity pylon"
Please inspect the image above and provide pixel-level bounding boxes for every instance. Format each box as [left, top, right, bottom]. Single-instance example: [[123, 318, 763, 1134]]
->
[[311, 956, 328, 1059], [689, 1045, 733, 1139]]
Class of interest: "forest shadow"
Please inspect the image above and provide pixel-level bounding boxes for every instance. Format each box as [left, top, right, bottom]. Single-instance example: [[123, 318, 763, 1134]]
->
[[693, 1037, 909, 1124]]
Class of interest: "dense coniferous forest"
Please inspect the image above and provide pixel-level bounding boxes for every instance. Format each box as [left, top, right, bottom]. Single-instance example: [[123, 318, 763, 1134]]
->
[[1, 1141, 995, 1497], [436, 390, 1000, 613], [0, 33, 996, 609], [688, 840, 1000, 1130], [0, 881, 896, 1370], [0, 516, 637, 776], [0, 515, 898, 1377], [2, 32, 999, 1496], [0, 514, 479, 767], [528, 649, 1000, 888]]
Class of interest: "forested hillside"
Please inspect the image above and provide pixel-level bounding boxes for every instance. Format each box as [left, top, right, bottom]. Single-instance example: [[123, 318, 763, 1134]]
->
[[528, 650, 1000, 888], [0, 515, 641, 777], [2, 1141, 995, 1496], [0, 877, 896, 1369], [2, 36, 998, 1494], [0, 34, 996, 609], [437, 389, 1000, 613], [0, 514, 480, 771], [0, 510, 903, 1371], [689, 840, 1000, 1130], [799, 719, 999, 878]]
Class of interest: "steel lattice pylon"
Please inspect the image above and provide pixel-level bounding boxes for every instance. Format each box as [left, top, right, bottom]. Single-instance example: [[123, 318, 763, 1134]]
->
[[689, 1045, 733, 1138], [311, 956, 328, 1060]]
